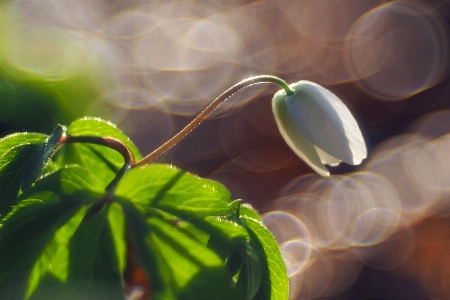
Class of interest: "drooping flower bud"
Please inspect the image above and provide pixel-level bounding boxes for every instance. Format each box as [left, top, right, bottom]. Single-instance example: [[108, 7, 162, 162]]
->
[[272, 81, 367, 176]]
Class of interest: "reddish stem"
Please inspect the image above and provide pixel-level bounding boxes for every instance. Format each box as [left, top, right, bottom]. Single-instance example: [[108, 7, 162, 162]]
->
[[60, 135, 136, 165]]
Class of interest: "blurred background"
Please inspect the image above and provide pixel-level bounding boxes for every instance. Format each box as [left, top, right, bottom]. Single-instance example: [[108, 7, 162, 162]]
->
[[1, 0, 450, 299]]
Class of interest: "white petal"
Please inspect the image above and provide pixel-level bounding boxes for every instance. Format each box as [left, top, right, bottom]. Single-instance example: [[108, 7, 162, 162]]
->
[[315, 146, 341, 167], [272, 89, 330, 176], [286, 81, 367, 165]]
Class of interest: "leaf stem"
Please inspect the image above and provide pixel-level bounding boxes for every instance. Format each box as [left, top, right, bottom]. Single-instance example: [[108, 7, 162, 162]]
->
[[61, 135, 136, 166], [60, 135, 136, 192], [59, 135, 136, 165], [105, 163, 131, 193], [133, 75, 293, 167]]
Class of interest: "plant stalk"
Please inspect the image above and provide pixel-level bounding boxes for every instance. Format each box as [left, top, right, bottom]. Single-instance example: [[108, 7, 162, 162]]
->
[[60, 135, 135, 192], [61, 135, 136, 166], [134, 75, 293, 167]]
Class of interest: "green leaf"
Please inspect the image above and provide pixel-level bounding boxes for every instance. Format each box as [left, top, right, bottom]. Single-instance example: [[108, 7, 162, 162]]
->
[[240, 217, 289, 300], [0, 132, 47, 157], [0, 126, 65, 214], [204, 216, 249, 243], [148, 212, 223, 287], [108, 202, 126, 273], [240, 203, 262, 222], [0, 166, 107, 299], [216, 201, 265, 299], [26, 206, 88, 299], [40, 160, 61, 178], [21, 125, 65, 190], [0, 193, 92, 299], [0, 132, 47, 214], [63, 205, 125, 300], [58, 117, 141, 187], [66, 117, 141, 160], [116, 164, 287, 299], [120, 201, 175, 300], [120, 201, 246, 300], [235, 243, 262, 300], [28, 165, 105, 195], [115, 164, 232, 218], [0, 144, 40, 214]]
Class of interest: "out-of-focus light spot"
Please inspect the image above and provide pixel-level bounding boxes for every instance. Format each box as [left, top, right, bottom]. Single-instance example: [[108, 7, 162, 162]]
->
[[352, 172, 402, 214], [325, 176, 377, 248], [412, 110, 450, 139], [280, 0, 383, 84], [126, 2, 243, 115], [344, 1, 450, 100], [350, 208, 400, 246], [355, 223, 415, 270], [280, 239, 313, 276], [103, 11, 160, 39], [279, 173, 322, 197], [288, 248, 362, 299], [224, 1, 285, 75], [290, 248, 333, 300], [263, 211, 311, 245], [1, 3, 98, 80], [101, 89, 167, 110], [363, 134, 437, 223], [14, 0, 107, 30], [404, 133, 450, 196], [180, 19, 240, 55]]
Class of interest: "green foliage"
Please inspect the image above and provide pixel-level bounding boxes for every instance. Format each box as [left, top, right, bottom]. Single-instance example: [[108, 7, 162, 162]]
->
[[0, 118, 288, 300], [58, 117, 142, 187], [0, 125, 63, 215]]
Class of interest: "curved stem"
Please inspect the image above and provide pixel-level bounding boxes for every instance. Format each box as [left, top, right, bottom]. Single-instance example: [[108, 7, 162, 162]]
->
[[134, 75, 293, 167], [60, 135, 136, 192], [61, 135, 136, 165]]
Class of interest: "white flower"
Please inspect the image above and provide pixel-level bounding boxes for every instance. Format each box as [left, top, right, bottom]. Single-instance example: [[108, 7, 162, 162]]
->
[[272, 80, 367, 176]]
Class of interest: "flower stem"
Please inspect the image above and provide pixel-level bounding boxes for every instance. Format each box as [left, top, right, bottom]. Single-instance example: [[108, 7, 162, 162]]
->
[[134, 75, 293, 167]]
